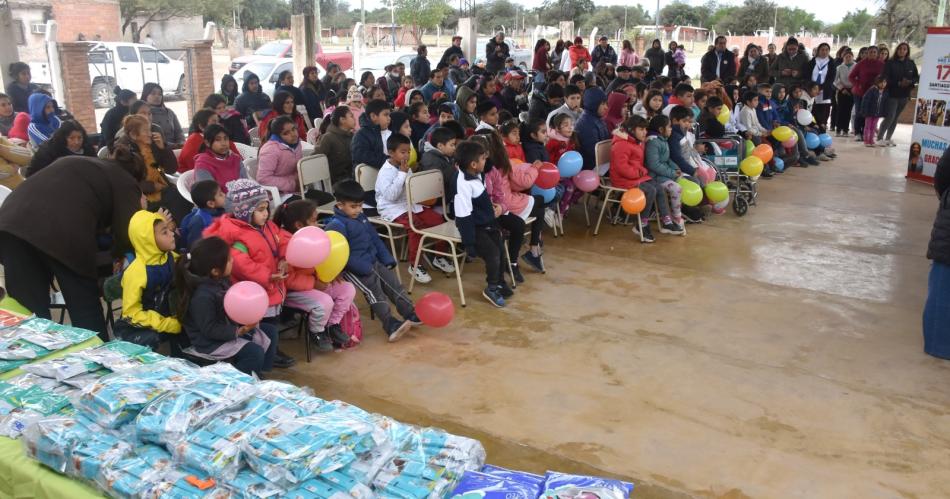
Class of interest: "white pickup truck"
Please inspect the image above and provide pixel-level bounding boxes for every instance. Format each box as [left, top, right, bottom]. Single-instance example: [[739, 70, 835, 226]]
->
[[31, 42, 186, 108]]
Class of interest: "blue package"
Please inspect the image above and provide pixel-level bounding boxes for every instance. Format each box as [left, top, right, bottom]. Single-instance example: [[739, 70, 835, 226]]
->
[[539, 471, 634, 499], [480, 464, 544, 489], [450, 471, 538, 499]]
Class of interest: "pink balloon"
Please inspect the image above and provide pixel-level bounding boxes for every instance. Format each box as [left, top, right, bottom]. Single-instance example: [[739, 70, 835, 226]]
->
[[286, 226, 331, 268], [573, 170, 600, 192], [696, 164, 716, 184], [782, 135, 797, 148], [224, 281, 269, 325]]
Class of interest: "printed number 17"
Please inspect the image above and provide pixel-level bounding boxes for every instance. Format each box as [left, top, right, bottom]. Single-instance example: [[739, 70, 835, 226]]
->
[[939, 65, 950, 80]]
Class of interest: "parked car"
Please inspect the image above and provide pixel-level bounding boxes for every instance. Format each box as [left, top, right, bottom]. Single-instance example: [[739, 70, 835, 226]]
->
[[232, 57, 327, 100], [354, 51, 421, 81], [229, 40, 353, 74]]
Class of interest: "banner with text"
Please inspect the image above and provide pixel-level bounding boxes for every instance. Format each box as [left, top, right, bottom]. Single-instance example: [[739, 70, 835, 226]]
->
[[908, 27, 950, 183]]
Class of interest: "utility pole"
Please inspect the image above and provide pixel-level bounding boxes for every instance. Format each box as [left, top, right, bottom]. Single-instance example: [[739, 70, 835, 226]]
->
[[655, 0, 660, 39], [939, 0, 948, 26], [361, 0, 366, 27], [390, 0, 396, 51], [314, 0, 322, 42]]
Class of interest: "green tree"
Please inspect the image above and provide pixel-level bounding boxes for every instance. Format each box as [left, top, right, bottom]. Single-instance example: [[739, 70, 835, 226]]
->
[[476, 0, 519, 33], [121, 0, 232, 41], [711, 0, 821, 35], [778, 7, 823, 35], [236, 0, 292, 29], [875, 0, 936, 44], [538, 0, 595, 27], [830, 9, 873, 39], [659, 1, 710, 27], [395, 0, 452, 44], [580, 6, 649, 35]]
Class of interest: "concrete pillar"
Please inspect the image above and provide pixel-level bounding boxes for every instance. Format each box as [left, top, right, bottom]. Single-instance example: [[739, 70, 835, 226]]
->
[[180, 39, 214, 118], [57, 42, 96, 132], [227, 29, 245, 61], [457, 18, 477, 64], [559, 21, 574, 42], [0, 6, 21, 89], [291, 14, 315, 78]]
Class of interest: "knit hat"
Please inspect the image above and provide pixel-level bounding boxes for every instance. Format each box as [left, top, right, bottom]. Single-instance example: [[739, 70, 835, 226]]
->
[[225, 179, 270, 223], [459, 58, 469, 67], [346, 86, 362, 103]]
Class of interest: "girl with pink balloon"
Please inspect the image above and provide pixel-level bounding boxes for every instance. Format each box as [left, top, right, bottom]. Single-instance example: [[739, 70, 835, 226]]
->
[[202, 178, 296, 368], [177, 236, 277, 376], [274, 200, 357, 352]]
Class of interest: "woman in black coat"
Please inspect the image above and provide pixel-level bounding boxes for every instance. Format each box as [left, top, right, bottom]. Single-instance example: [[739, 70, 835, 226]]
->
[[0, 154, 144, 336], [26, 120, 96, 177], [99, 87, 138, 151], [924, 148, 950, 360]]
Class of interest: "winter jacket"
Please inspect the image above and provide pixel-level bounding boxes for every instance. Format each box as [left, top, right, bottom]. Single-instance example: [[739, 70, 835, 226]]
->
[[882, 57, 919, 99], [609, 131, 649, 189], [739, 104, 768, 137], [195, 150, 248, 193], [421, 80, 452, 103], [455, 86, 478, 131], [668, 125, 695, 176], [112, 135, 175, 204], [26, 93, 61, 147], [834, 62, 855, 91], [533, 47, 550, 72], [504, 139, 526, 163], [149, 105, 185, 148], [700, 49, 737, 83], [699, 114, 726, 138], [121, 211, 180, 334], [568, 45, 592, 68], [314, 123, 354, 183], [522, 137, 549, 163], [449, 66, 473, 87], [220, 74, 239, 105], [771, 50, 810, 88], [738, 56, 770, 83], [619, 49, 639, 68], [258, 110, 308, 142], [410, 55, 431, 87], [378, 73, 402, 102], [180, 207, 222, 251], [324, 207, 396, 275], [100, 103, 130, 150], [375, 160, 422, 221], [351, 112, 388, 169], [485, 39, 510, 73], [454, 170, 496, 254], [419, 146, 457, 209], [755, 97, 780, 131], [861, 87, 887, 117], [645, 43, 665, 76], [219, 109, 251, 145], [203, 215, 289, 307], [395, 86, 411, 109], [234, 73, 272, 125], [299, 81, 326, 124], [604, 92, 627, 132], [4, 81, 38, 113], [256, 139, 302, 194], [545, 134, 574, 164], [440, 45, 465, 66], [485, 161, 538, 216], [178, 132, 241, 173], [181, 274, 241, 354], [804, 57, 838, 103], [546, 103, 581, 128], [848, 58, 885, 97], [575, 88, 610, 171], [591, 44, 618, 66], [0, 138, 28, 188], [644, 134, 678, 183]]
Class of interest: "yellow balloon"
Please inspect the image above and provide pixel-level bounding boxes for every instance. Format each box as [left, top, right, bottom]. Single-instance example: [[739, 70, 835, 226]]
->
[[315, 230, 349, 283], [740, 156, 764, 177], [717, 106, 730, 125], [771, 126, 793, 142]]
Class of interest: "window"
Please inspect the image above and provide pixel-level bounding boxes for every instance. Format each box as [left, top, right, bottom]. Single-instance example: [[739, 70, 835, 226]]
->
[[140, 49, 169, 64], [116, 46, 138, 63], [13, 20, 25, 46]]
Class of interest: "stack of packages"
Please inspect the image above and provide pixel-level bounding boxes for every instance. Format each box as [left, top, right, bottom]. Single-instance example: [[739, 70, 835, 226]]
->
[[449, 466, 634, 499], [14, 341, 487, 499], [0, 317, 97, 374]]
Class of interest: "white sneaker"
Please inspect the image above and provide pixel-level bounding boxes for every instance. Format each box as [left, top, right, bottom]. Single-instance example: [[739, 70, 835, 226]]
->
[[430, 256, 456, 273], [875, 140, 888, 147], [887, 140, 897, 147], [408, 265, 432, 284], [544, 208, 556, 228]]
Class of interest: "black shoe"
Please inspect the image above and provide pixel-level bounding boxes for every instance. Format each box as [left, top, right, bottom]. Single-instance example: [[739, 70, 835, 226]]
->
[[326, 323, 350, 346], [273, 350, 296, 368], [385, 318, 411, 342], [310, 332, 333, 352], [683, 213, 705, 224], [659, 222, 685, 235], [633, 223, 655, 243], [482, 285, 506, 308], [761, 170, 774, 178], [498, 281, 514, 298], [507, 263, 525, 284], [521, 252, 545, 273]]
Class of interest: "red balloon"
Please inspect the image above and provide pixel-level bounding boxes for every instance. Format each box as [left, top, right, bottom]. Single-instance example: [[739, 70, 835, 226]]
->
[[416, 292, 455, 327], [534, 162, 560, 190]]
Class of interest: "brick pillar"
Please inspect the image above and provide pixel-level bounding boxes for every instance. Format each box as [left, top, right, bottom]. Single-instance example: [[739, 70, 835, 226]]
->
[[57, 42, 96, 133], [180, 39, 215, 118]]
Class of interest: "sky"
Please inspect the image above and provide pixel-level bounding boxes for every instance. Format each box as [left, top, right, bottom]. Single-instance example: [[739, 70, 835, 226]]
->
[[347, 0, 871, 24]]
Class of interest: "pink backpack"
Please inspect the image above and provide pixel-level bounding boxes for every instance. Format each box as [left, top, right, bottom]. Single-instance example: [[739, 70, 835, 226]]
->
[[340, 303, 363, 348]]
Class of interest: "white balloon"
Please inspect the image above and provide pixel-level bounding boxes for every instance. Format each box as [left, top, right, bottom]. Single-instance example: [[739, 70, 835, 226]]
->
[[796, 109, 814, 126]]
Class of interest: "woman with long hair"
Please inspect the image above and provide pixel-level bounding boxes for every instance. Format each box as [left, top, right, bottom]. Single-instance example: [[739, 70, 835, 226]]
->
[[26, 120, 95, 177], [877, 42, 918, 146], [257, 91, 308, 142]]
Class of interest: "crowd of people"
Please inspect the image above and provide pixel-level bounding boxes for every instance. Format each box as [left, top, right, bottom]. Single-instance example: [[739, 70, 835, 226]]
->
[[0, 33, 921, 374]]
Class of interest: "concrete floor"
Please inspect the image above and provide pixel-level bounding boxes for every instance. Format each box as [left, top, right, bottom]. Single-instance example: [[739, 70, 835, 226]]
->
[[276, 125, 950, 499]]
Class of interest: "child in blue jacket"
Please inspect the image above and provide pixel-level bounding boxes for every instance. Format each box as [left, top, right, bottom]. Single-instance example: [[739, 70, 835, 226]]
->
[[179, 180, 224, 251]]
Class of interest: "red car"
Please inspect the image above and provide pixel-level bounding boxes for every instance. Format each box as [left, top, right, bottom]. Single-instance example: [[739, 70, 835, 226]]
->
[[229, 40, 353, 74]]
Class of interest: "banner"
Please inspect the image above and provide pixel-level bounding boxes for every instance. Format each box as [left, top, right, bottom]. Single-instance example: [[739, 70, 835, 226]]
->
[[908, 27, 950, 183]]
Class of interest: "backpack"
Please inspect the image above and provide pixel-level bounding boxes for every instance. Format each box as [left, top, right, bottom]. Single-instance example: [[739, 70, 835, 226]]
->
[[340, 303, 363, 348]]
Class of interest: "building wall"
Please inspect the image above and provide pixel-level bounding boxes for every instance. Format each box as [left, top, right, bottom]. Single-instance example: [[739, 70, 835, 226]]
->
[[51, 0, 121, 43], [10, 6, 49, 62], [129, 16, 205, 49]]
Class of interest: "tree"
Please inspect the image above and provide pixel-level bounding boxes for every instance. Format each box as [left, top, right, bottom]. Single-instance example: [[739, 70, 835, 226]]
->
[[830, 9, 873, 39], [537, 0, 595, 27], [711, 0, 821, 35], [476, 0, 519, 34], [580, 6, 649, 35], [394, 0, 452, 45], [659, 1, 710, 27], [236, 0, 292, 29], [120, 0, 230, 42], [875, 0, 936, 44]]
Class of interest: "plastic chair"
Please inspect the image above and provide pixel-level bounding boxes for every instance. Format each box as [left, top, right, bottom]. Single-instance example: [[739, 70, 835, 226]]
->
[[233, 141, 258, 160], [245, 157, 259, 180], [355, 164, 407, 284], [248, 127, 260, 147], [296, 154, 336, 216], [176, 170, 195, 203], [172, 149, 182, 159], [405, 170, 467, 306], [297, 105, 313, 130], [308, 120, 323, 145], [97, 147, 110, 159], [0, 185, 11, 207]]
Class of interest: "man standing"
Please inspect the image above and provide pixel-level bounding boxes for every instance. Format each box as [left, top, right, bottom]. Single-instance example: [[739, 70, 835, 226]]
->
[[700, 36, 737, 83], [486, 32, 510, 74], [591, 36, 618, 66], [441, 36, 464, 66], [410, 45, 431, 87], [771, 37, 809, 88]]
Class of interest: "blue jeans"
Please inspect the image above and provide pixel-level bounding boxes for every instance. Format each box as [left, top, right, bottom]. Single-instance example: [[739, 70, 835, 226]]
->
[[924, 262, 950, 360]]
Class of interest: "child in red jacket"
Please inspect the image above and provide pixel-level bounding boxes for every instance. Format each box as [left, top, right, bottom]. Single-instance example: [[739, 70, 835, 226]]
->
[[500, 120, 526, 163], [545, 113, 577, 164], [202, 178, 295, 367], [609, 115, 665, 243]]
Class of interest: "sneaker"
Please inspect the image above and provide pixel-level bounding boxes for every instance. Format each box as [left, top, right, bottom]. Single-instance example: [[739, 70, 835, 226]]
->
[[497, 281, 514, 298], [508, 263, 525, 284], [633, 224, 655, 243], [659, 222, 685, 235], [386, 318, 411, 342], [408, 265, 432, 284], [887, 140, 897, 147], [482, 286, 506, 308], [310, 332, 333, 352], [543, 208, 556, 228], [683, 213, 705, 224], [818, 153, 831, 161], [326, 323, 350, 345], [429, 256, 456, 273], [403, 312, 423, 326], [875, 140, 888, 147], [521, 252, 545, 273], [805, 156, 820, 165], [273, 350, 296, 368]]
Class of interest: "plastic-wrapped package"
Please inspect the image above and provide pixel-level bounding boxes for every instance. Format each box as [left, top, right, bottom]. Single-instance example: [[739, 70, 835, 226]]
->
[[538, 472, 634, 499], [0, 358, 28, 375], [285, 471, 374, 499], [0, 382, 73, 438], [220, 470, 285, 499], [0, 339, 47, 360], [61, 369, 111, 390], [22, 415, 93, 473], [76, 341, 155, 372], [0, 309, 28, 328], [22, 355, 101, 381], [96, 445, 176, 499], [371, 426, 486, 498], [135, 363, 257, 446], [138, 467, 235, 499], [479, 465, 544, 491], [449, 471, 540, 499], [69, 430, 135, 483], [75, 359, 198, 428]]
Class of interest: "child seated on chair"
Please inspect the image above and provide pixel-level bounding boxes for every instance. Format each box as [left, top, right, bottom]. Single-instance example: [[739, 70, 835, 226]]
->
[[351, 99, 391, 169], [115, 209, 186, 353], [454, 140, 511, 308], [274, 200, 356, 351], [194, 124, 248, 193], [500, 120, 526, 163], [177, 236, 277, 376], [611, 116, 666, 244], [419, 127, 460, 217], [256, 116, 303, 195], [202, 179, 295, 368], [645, 115, 686, 236], [179, 180, 225, 251], [325, 180, 420, 342], [375, 133, 456, 285]]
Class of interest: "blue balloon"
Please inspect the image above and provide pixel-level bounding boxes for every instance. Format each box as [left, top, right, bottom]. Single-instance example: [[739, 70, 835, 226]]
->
[[804, 132, 820, 150], [557, 150, 583, 178], [531, 185, 556, 204], [773, 157, 785, 172], [818, 133, 833, 148]]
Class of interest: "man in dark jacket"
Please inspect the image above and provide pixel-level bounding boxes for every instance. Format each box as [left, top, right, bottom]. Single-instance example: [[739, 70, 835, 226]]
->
[[700, 36, 737, 83], [486, 32, 510, 74], [499, 71, 527, 116], [591, 36, 618, 66], [644, 39, 666, 79], [770, 37, 809, 88], [528, 84, 562, 124], [350, 99, 391, 168], [440, 36, 465, 65], [410, 45, 431, 87], [606, 66, 639, 93], [575, 87, 610, 171]]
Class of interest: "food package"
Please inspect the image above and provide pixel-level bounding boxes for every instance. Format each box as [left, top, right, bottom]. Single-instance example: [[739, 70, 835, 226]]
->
[[284, 470, 374, 499], [449, 470, 541, 499], [538, 471, 634, 499], [0, 381, 72, 438], [69, 430, 135, 483], [22, 415, 94, 473], [137, 467, 235, 499], [95, 445, 176, 499], [220, 470, 285, 499], [22, 355, 101, 381], [76, 341, 158, 372], [371, 426, 486, 498], [479, 465, 544, 491]]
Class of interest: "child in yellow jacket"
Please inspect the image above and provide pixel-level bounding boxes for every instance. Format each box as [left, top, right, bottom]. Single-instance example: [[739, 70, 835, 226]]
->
[[115, 209, 184, 353]]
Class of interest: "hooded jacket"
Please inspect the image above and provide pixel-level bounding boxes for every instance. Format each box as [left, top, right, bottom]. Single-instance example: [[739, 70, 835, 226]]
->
[[324, 206, 396, 275], [568, 44, 592, 68], [220, 74, 240, 105], [575, 88, 610, 171], [351, 112, 388, 168], [235, 73, 273, 124], [455, 86, 478, 131], [121, 210, 180, 333], [609, 131, 649, 189], [604, 92, 627, 132], [202, 215, 288, 307], [100, 102, 130, 150], [257, 138, 302, 194], [645, 41, 665, 76], [644, 134, 678, 183], [26, 93, 61, 147], [861, 86, 887, 117], [314, 123, 354, 183]]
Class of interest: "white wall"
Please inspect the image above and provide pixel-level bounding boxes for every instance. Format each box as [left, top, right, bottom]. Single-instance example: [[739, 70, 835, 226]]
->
[[127, 15, 204, 49], [10, 7, 49, 62]]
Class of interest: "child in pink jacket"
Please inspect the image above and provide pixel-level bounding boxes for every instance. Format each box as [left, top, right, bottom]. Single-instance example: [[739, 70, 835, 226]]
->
[[257, 115, 303, 196]]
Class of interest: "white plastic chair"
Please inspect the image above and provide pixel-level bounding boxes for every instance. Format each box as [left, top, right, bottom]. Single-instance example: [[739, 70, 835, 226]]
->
[[248, 127, 260, 147], [233, 141, 258, 160], [297, 154, 336, 216], [172, 149, 182, 159], [245, 158, 259, 180], [176, 170, 195, 203], [306, 126, 321, 146], [97, 147, 110, 159], [297, 105, 313, 130], [0, 185, 11, 207]]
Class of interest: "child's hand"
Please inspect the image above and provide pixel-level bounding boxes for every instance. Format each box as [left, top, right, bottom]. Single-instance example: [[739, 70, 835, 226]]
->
[[237, 323, 258, 337], [532, 160, 543, 169], [492, 203, 504, 217], [398, 158, 410, 172], [157, 208, 173, 225], [151, 132, 165, 150]]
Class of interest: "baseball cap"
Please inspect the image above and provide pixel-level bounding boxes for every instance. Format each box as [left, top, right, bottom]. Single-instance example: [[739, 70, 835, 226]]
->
[[599, 35, 608, 41]]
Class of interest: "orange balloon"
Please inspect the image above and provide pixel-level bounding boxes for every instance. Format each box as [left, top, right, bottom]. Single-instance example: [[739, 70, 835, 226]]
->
[[621, 188, 647, 214], [752, 144, 773, 163]]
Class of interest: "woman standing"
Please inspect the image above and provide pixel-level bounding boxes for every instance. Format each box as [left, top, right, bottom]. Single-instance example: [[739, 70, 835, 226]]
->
[[877, 42, 918, 146], [924, 148, 950, 360], [645, 40, 665, 79], [848, 46, 882, 139], [832, 50, 856, 136], [738, 44, 770, 85], [619, 40, 640, 68], [804, 42, 837, 132]]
